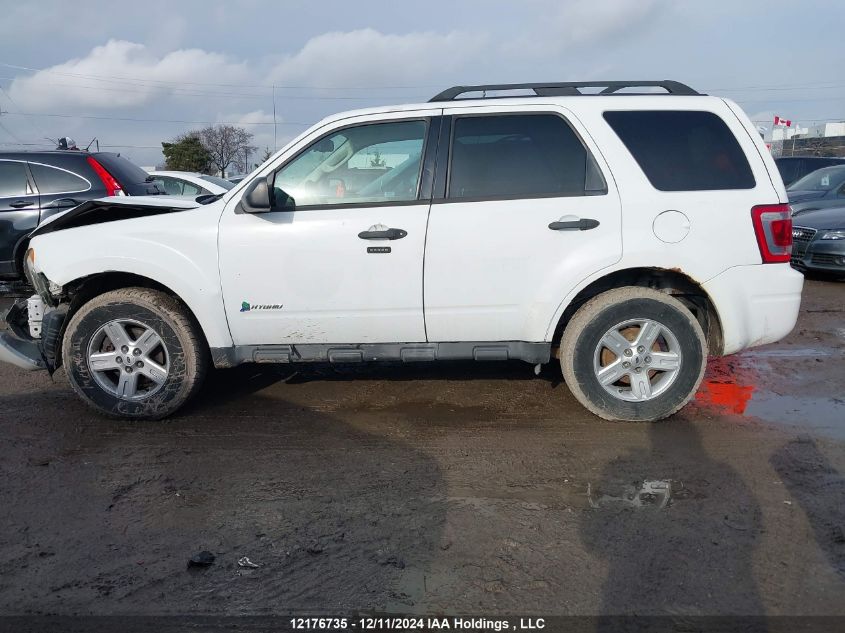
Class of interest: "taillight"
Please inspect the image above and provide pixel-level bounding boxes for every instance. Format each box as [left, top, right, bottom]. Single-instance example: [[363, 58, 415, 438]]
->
[[86, 156, 123, 196], [751, 204, 792, 263]]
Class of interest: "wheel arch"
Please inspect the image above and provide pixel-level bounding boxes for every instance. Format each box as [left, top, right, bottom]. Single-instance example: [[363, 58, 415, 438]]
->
[[550, 267, 724, 357], [55, 272, 214, 368]]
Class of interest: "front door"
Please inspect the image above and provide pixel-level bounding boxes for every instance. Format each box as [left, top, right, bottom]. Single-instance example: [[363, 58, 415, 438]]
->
[[423, 105, 622, 343], [219, 114, 439, 346]]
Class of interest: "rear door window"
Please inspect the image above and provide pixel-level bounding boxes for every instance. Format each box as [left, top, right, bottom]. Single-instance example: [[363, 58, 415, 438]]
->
[[0, 161, 29, 197], [154, 176, 184, 196], [29, 162, 90, 194], [447, 114, 606, 199], [603, 110, 755, 191]]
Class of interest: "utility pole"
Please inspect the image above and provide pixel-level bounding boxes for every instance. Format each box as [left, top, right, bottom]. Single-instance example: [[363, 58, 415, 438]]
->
[[272, 84, 277, 151]]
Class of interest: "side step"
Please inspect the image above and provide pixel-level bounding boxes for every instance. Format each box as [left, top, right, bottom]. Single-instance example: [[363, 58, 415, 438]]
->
[[211, 342, 551, 369]]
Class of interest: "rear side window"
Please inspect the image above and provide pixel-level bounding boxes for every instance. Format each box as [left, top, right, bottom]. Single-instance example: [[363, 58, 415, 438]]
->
[[0, 161, 29, 197], [603, 111, 755, 191], [29, 162, 90, 194], [447, 114, 606, 199]]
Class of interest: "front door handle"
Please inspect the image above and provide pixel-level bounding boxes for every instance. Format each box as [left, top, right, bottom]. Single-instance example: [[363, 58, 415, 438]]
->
[[548, 216, 600, 231], [358, 225, 408, 240], [9, 200, 34, 209]]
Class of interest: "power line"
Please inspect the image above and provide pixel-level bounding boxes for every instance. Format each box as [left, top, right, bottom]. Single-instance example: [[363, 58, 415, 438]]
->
[[0, 76, 429, 101], [0, 140, 162, 149], [0, 118, 23, 143], [703, 80, 845, 91], [736, 95, 845, 105], [4, 110, 313, 126], [0, 62, 440, 91]]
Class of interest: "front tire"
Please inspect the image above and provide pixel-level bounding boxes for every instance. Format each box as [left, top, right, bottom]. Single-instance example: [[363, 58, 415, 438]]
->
[[62, 288, 208, 420], [560, 287, 707, 422]]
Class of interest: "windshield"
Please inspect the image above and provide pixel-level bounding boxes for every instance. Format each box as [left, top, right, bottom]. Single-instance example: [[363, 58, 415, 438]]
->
[[199, 174, 236, 190], [788, 166, 845, 192]]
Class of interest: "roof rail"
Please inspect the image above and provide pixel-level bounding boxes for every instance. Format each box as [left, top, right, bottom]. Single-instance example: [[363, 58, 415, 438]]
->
[[429, 80, 700, 102]]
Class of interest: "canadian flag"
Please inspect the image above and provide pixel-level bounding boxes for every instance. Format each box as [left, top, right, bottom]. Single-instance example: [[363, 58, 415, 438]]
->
[[774, 116, 792, 127]]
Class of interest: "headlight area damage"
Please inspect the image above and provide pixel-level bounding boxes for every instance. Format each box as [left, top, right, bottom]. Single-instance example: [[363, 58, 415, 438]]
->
[[0, 273, 67, 373], [0, 298, 65, 372], [1, 198, 200, 373]]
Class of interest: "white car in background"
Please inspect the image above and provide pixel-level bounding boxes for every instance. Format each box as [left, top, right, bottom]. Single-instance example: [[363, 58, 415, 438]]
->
[[149, 171, 235, 197]]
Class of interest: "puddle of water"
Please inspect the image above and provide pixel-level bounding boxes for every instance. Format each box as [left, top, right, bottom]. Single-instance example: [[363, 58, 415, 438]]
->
[[694, 353, 844, 440], [745, 393, 845, 441], [695, 355, 758, 415]]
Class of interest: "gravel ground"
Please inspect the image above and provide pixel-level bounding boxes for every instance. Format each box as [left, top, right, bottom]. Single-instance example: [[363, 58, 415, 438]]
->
[[0, 279, 843, 616]]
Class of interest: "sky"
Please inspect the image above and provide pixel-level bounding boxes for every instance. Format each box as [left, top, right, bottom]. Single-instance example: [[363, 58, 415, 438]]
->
[[0, 0, 843, 169]]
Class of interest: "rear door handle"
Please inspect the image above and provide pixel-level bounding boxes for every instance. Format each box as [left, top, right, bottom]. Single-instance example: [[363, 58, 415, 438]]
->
[[44, 198, 81, 210], [548, 217, 600, 231], [9, 200, 34, 209], [358, 226, 408, 240]]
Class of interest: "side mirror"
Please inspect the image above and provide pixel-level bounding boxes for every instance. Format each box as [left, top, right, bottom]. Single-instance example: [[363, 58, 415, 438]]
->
[[239, 176, 272, 213]]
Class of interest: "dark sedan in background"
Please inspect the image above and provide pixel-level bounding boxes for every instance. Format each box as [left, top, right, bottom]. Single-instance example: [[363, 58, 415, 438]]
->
[[791, 206, 845, 277], [787, 165, 845, 216], [0, 151, 163, 294], [776, 155, 845, 187]]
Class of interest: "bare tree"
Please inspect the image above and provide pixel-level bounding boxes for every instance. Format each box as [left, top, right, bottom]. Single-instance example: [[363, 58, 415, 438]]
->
[[197, 124, 254, 177]]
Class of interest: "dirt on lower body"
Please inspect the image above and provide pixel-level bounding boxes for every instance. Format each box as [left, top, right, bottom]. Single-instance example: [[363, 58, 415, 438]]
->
[[0, 280, 843, 616]]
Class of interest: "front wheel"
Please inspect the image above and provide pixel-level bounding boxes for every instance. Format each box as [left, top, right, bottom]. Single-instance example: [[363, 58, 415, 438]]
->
[[560, 287, 707, 422], [62, 288, 208, 420]]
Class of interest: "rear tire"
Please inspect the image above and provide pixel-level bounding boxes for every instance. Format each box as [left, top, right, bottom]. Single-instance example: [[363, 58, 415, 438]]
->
[[560, 287, 707, 422], [62, 287, 207, 420]]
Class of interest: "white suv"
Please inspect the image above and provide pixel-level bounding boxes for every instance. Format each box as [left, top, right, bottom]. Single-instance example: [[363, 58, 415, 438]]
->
[[0, 80, 803, 421]]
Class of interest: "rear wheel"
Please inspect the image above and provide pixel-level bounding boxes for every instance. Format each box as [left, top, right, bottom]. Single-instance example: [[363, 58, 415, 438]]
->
[[560, 287, 707, 422], [62, 288, 207, 420]]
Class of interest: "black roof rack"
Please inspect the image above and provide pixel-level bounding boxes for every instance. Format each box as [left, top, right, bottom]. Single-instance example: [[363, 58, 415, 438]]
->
[[429, 80, 700, 102]]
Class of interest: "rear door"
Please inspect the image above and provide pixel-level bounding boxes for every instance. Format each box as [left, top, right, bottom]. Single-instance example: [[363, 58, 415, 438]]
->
[[423, 104, 622, 343], [27, 159, 97, 221], [0, 159, 39, 277]]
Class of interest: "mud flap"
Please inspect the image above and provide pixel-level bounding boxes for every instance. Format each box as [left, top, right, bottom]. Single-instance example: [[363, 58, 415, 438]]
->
[[39, 306, 68, 374]]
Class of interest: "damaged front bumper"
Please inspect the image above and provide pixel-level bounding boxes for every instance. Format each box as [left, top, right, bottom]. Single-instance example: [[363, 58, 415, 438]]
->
[[0, 331, 45, 370], [0, 299, 65, 372]]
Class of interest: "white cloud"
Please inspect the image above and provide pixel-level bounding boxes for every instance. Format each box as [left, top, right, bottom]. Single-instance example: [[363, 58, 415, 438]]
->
[[267, 28, 487, 88], [8, 39, 249, 111], [220, 109, 277, 156], [550, 0, 666, 47]]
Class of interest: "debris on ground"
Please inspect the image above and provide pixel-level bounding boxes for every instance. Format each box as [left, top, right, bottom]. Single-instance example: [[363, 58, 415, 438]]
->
[[237, 556, 259, 568], [187, 551, 215, 568]]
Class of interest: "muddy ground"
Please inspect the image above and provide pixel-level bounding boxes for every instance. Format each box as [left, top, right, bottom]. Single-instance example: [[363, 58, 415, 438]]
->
[[0, 279, 843, 617]]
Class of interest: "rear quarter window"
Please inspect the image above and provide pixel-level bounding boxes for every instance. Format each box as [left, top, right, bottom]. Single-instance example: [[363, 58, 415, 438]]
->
[[29, 162, 90, 194], [603, 110, 755, 191], [91, 153, 150, 185]]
